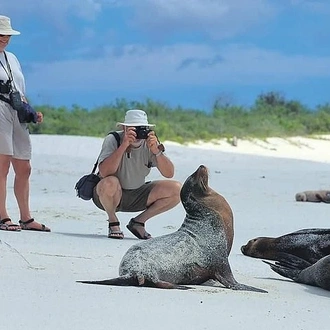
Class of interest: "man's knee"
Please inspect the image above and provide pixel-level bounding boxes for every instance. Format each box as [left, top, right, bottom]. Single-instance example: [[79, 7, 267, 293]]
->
[[96, 176, 121, 199], [12, 159, 31, 178], [170, 180, 182, 200], [151, 180, 182, 202]]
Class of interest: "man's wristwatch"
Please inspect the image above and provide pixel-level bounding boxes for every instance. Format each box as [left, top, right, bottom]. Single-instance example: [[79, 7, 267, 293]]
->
[[155, 151, 163, 157]]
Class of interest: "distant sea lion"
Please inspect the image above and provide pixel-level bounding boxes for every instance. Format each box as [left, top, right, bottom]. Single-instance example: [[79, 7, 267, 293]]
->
[[241, 228, 330, 264], [264, 254, 330, 291], [78, 165, 266, 293], [295, 190, 330, 203]]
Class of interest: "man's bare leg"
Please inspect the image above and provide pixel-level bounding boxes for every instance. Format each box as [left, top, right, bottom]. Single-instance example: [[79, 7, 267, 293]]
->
[[131, 180, 181, 237], [96, 176, 123, 238], [0, 155, 20, 230], [12, 158, 50, 231]]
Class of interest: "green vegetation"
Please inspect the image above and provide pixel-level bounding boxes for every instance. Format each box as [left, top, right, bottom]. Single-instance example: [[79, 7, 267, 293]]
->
[[29, 92, 330, 143]]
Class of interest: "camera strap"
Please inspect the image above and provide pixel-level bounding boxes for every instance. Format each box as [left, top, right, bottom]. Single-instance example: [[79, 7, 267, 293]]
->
[[0, 52, 17, 91], [0, 94, 11, 105]]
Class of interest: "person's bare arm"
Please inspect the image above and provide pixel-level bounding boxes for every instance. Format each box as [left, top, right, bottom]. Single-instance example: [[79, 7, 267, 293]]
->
[[99, 127, 135, 177], [146, 131, 174, 178]]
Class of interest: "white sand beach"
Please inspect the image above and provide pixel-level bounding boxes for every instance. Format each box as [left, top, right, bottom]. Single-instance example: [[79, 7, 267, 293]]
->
[[1, 134, 330, 330]]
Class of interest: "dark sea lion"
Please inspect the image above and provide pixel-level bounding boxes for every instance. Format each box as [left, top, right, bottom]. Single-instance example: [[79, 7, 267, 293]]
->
[[264, 254, 330, 291], [78, 165, 266, 293], [241, 228, 330, 264], [295, 190, 330, 203]]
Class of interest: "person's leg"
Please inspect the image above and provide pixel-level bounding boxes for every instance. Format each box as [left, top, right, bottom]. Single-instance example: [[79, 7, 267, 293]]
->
[[11, 158, 50, 231], [0, 103, 21, 230], [130, 180, 181, 237], [96, 176, 123, 238], [0, 154, 21, 230], [136, 180, 181, 222]]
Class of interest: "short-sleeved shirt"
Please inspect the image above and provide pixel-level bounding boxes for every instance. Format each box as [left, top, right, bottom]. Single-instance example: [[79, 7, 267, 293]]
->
[[0, 51, 25, 95], [98, 131, 158, 190], [0, 51, 30, 159]]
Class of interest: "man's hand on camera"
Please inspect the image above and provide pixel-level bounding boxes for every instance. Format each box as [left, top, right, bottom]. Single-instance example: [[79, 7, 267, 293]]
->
[[123, 126, 138, 146], [146, 131, 160, 154]]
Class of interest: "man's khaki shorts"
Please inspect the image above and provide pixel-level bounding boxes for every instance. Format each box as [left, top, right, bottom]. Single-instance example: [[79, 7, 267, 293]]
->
[[0, 101, 31, 159], [93, 181, 156, 212]]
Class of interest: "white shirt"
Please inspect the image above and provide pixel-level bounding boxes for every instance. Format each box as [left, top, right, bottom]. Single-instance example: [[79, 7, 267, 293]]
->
[[0, 50, 25, 96]]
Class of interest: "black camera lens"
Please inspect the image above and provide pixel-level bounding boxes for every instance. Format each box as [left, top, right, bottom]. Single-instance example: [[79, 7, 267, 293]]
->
[[135, 126, 151, 139]]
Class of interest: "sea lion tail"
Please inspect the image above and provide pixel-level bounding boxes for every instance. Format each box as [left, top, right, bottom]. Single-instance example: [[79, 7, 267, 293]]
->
[[232, 283, 268, 293], [77, 276, 138, 286]]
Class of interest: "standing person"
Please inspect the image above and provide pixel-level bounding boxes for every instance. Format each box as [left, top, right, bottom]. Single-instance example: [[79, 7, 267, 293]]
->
[[93, 109, 181, 239], [0, 15, 50, 232]]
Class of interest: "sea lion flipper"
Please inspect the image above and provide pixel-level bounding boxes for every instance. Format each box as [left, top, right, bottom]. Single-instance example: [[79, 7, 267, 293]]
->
[[315, 192, 330, 203], [263, 260, 301, 280], [214, 269, 267, 293], [154, 280, 192, 290], [275, 254, 312, 270]]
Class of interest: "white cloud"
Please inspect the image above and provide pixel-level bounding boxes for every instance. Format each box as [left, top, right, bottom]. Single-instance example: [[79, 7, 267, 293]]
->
[[0, 0, 279, 40], [129, 0, 279, 39], [0, 0, 103, 21], [24, 43, 330, 93]]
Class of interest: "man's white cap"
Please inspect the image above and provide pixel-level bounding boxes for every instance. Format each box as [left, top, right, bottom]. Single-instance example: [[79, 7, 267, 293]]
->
[[0, 16, 20, 35], [117, 109, 155, 127]]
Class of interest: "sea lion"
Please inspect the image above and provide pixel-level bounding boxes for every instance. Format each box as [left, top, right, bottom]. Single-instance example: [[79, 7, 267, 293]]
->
[[241, 228, 330, 264], [78, 165, 266, 293], [295, 190, 330, 203], [264, 254, 330, 291]]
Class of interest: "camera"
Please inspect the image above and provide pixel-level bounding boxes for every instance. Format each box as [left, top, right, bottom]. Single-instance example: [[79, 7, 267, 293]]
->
[[10, 91, 23, 111], [0, 80, 11, 94], [135, 126, 152, 139]]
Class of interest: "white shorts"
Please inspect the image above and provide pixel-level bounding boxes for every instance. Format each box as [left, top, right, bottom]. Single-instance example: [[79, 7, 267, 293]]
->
[[0, 100, 31, 160]]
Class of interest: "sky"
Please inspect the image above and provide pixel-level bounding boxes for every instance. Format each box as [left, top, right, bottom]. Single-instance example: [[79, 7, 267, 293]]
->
[[1, 0, 330, 111]]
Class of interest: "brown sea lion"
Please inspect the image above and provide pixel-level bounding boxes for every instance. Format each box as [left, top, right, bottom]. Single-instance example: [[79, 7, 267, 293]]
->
[[241, 228, 330, 264], [78, 165, 266, 293], [264, 254, 330, 291], [295, 190, 330, 203]]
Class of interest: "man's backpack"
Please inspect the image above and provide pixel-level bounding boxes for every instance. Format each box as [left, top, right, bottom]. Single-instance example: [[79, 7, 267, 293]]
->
[[75, 131, 121, 200]]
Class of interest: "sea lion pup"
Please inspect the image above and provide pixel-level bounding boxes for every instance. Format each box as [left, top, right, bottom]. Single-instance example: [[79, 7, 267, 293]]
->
[[264, 255, 330, 291], [78, 165, 266, 293], [295, 190, 330, 203], [241, 228, 330, 264]]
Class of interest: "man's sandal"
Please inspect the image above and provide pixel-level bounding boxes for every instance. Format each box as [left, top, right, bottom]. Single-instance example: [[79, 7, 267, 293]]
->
[[0, 218, 21, 231], [126, 218, 152, 240], [108, 221, 124, 239], [19, 218, 51, 232]]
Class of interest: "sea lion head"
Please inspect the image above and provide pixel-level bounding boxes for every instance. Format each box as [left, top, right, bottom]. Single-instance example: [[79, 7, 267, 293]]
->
[[241, 237, 275, 258], [180, 165, 209, 215], [295, 193, 307, 201]]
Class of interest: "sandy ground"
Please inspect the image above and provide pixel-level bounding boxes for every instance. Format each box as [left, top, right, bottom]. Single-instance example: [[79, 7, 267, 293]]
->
[[1, 134, 330, 330]]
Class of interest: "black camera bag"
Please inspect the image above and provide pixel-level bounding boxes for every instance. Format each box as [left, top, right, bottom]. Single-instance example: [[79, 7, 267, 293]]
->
[[75, 131, 120, 200], [75, 173, 101, 201], [17, 102, 38, 123], [0, 94, 38, 123]]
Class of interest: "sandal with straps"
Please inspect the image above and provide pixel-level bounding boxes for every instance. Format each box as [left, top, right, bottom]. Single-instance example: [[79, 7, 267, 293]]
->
[[126, 218, 152, 240], [0, 218, 21, 231], [108, 221, 124, 239], [19, 218, 51, 232]]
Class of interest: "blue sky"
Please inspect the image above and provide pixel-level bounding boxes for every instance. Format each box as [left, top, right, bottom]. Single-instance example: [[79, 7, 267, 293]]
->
[[2, 0, 330, 111]]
